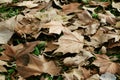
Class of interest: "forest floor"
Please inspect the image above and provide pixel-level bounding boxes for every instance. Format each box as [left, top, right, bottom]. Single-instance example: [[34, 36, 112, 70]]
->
[[0, 0, 120, 80]]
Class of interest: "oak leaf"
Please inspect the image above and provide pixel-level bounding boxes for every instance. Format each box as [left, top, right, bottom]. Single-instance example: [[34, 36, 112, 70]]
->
[[93, 54, 120, 75], [55, 28, 84, 54]]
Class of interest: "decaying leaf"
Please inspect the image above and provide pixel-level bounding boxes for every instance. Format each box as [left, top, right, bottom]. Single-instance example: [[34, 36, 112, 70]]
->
[[55, 27, 84, 53], [93, 54, 120, 75]]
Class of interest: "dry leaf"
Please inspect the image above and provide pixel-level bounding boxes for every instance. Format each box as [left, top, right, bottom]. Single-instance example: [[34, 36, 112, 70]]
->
[[89, 1, 110, 7], [16, 1, 38, 8], [0, 17, 17, 44], [43, 21, 64, 34], [98, 12, 116, 25], [0, 74, 5, 80], [0, 0, 12, 3], [44, 41, 58, 52], [115, 21, 120, 28], [63, 69, 84, 80], [93, 54, 120, 75], [87, 74, 100, 80], [63, 55, 87, 66], [100, 72, 116, 80], [55, 27, 84, 53], [112, 2, 120, 12], [15, 15, 41, 38], [16, 54, 60, 78], [62, 3, 81, 14], [86, 27, 120, 47]]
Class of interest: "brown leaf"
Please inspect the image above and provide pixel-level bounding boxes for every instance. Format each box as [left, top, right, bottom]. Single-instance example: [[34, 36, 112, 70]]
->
[[62, 3, 81, 14], [55, 27, 84, 54], [44, 41, 58, 52], [89, 1, 110, 7], [93, 54, 120, 75], [16, 55, 60, 78]]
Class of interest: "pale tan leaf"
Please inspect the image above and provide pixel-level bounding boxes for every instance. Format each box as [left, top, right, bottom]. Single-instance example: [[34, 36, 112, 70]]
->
[[87, 74, 100, 80], [44, 21, 64, 34], [63, 69, 84, 80], [112, 2, 120, 12], [16, 1, 38, 8], [0, 0, 12, 3], [55, 27, 84, 53], [115, 21, 120, 28], [0, 74, 5, 80], [98, 13, 116, 25]]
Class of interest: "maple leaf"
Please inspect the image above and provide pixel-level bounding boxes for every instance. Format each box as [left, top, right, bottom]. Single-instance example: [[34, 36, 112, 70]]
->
[[43, 21, 64, 34], [55, 27, 84, 54], [0, 41, 60, 78], [93, 54, 120, 75]]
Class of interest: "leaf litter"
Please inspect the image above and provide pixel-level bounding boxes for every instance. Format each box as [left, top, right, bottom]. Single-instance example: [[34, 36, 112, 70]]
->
[[0, 0, 120, 80]]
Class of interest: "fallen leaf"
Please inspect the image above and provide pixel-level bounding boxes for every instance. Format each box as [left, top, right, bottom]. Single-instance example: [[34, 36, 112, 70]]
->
[[43, 21, 64, 34], [0, 17, 17, 44], [86, 27, 120, 47], [16, 55, 60, 78], [93, 54, 120, 74], [16, 1, 38, 8], [87, 74, 100, 80], [44, 41, 58, 52], [0, 60, 7, 72], [0, 0, 12, 3], [112, 2, 120, 12], [63, 69, 84, 80], [89, 1, 110, 7], [55, 27, 84, 53], [115, 21, 120, 28], [62, 3, 81, 14], [98, 12, 116, 25], [0, 74, 5, 80]]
